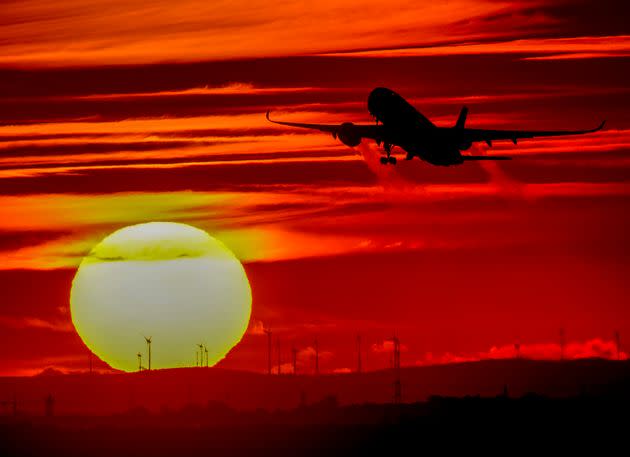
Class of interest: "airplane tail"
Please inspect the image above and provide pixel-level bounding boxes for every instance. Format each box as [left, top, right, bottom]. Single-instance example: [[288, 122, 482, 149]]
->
[[455, 106, 468, 129], [462, 156, 511, 161]]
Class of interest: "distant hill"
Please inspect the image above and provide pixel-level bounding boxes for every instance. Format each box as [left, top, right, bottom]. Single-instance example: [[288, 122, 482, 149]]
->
[[1, 358, 629, 416]]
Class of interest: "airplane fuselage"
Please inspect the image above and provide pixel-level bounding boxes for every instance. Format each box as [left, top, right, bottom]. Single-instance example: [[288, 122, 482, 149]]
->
[[367, 87, 464, 166]]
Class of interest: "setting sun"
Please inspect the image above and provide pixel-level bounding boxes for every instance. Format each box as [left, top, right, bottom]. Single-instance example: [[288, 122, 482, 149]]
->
[[70, 222, 252, 372]]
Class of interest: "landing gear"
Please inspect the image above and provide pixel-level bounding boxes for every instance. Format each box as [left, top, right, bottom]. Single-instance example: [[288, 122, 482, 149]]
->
[[377, 141, 397, 165], [379, 143, 397, 165]]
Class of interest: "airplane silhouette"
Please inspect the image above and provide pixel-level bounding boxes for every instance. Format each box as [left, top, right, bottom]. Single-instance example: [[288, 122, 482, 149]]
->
[[266, 87, 605, 166]]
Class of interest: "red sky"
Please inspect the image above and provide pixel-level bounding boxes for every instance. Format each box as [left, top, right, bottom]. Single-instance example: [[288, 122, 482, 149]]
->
[[0, 0, 629, 375]]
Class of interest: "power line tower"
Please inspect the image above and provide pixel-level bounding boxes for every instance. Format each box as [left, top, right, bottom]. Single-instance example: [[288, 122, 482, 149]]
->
[[314, 339, 319, 376], [144, 336, 152, 370], [615, 331, 621, 360], [265, 329, 272, 375], [292, 346, 298, 375], [559, 328, 566, 361], [390, 336, 402, 404], [356, 334, 362, 374]]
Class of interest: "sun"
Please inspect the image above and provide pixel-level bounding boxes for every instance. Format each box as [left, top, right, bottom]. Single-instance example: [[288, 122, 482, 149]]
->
[[70, 222, 252, 372]]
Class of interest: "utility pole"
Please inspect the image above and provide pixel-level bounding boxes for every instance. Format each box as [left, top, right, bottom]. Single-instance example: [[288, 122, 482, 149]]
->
[[265, 329, 272, 375]]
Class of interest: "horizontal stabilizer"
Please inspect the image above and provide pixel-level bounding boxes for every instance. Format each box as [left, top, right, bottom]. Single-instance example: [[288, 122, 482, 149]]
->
[[462, 156, 512, 161]]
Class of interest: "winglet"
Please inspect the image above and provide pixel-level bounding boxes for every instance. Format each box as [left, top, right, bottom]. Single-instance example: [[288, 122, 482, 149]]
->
[[266, 110, 271, 121], [595, 120, 606, 132]]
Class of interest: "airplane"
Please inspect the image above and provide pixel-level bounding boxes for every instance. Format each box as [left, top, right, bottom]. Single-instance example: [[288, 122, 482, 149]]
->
[[265, 87, 605, 166]]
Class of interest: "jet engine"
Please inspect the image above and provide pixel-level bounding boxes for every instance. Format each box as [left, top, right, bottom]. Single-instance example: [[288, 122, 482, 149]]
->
[[457, 141, 472, 151], [336, 122, 361, 147]]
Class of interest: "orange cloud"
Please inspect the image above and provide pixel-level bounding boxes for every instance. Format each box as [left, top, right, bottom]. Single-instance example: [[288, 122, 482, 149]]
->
[[0, 315, 73, 332], [371, 339, 409, 354], [248, 319, 267, 336], [64, 83, 320, 101], [417, 338, 627, 365], [1, 1, 555, 67], [324, 35, 630, 59], [2, 176, 630, 270]]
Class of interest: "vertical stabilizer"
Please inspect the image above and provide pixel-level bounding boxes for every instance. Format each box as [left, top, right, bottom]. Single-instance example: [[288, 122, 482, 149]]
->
[[455, 106, 468, 129]]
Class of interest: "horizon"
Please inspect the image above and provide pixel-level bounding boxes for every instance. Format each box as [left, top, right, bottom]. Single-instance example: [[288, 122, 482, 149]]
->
[[6, 335, 627, 378]]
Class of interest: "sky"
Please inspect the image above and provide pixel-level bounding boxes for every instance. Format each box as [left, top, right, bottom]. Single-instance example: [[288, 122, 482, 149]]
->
[[0, 0, 629, 376]]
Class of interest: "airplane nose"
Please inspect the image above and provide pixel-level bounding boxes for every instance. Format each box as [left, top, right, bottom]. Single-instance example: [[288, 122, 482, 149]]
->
[[368, 87, 390, 114], [369, 87, 389, 100]]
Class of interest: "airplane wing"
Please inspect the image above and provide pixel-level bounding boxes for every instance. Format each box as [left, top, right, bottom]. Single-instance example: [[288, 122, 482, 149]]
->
[[460, 121, 606, 145], [266, 110, 383, 140]]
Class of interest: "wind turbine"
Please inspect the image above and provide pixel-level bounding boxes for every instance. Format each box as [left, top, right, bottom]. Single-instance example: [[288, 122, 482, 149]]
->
[[292, 346, 298, 375], [144, 336, 152, 370], [314, 339, 319, 375], [204, 346, 209, 367], [197, 343, 204, 368], [137, 352, 142, 372], [387, 335, 402, 404], [264, 329, 272, 375]]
